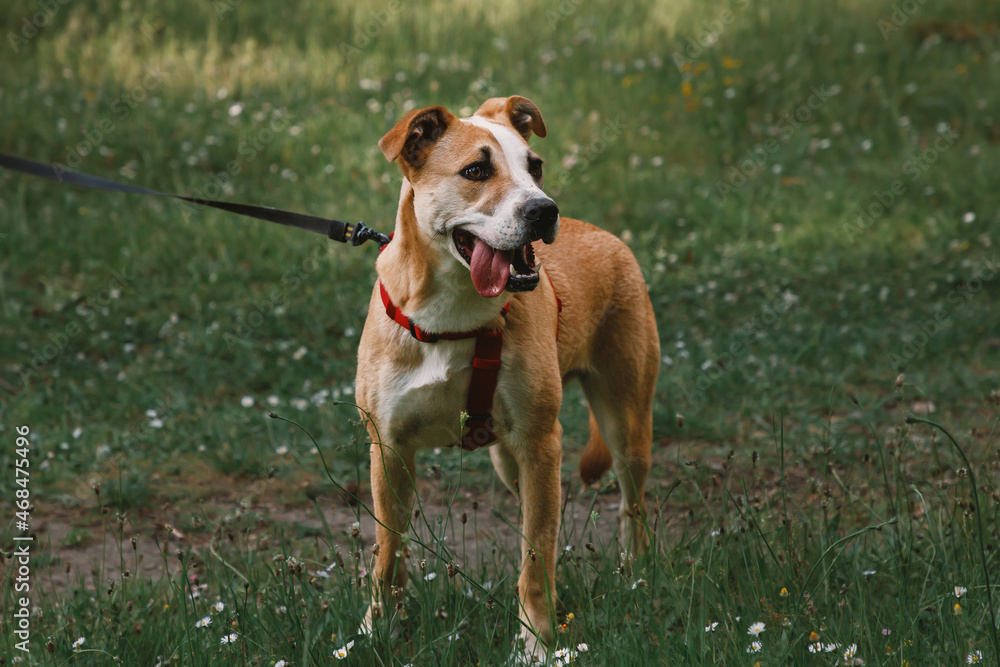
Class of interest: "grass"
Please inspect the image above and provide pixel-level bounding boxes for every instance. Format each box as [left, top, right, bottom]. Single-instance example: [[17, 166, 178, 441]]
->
[[1, 0, 999, 664]]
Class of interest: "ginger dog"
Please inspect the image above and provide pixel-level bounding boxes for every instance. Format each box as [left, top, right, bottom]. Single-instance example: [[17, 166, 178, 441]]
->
[[354, 95, 659, 659]]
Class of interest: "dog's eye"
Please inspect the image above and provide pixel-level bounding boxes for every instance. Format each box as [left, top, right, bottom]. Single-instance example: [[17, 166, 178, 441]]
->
[[528, 158, 543, 180], [460, 164, 490, 181]]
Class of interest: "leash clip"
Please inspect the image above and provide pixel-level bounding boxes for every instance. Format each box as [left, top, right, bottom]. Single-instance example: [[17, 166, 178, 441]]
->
[[346, 221, 391, 247]]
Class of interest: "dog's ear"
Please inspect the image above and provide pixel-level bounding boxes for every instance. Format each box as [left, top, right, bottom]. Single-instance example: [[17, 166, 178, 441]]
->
[[475, 96, 547, 140], [379, 106, 456, 168]]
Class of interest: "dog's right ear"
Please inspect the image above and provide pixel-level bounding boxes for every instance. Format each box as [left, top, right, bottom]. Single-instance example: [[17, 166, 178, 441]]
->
[[378, 106, 455, 169]]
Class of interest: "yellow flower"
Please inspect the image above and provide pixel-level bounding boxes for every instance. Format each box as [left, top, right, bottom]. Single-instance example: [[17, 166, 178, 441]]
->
[[722, 57, 743, 69], [680, 62, 693, 73], [954, 603, 963, 615], [809, 631, 820, 641], [694, 62, 709, 75], [780, 587, 789, 597], [681, 81, 693, 98], [956, 63, 968, 74]]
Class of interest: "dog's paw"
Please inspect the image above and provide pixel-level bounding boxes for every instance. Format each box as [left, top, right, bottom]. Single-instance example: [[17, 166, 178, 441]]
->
[[358, 603, 401, 641], [507, 632, 549, 666]]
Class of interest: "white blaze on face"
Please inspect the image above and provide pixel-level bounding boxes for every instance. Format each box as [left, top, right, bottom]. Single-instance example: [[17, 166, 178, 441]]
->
[[460, 116, 547, 244]]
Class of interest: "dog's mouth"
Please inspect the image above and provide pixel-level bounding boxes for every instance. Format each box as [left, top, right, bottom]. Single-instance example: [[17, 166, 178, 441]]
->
[[453, 229, 539, 298]]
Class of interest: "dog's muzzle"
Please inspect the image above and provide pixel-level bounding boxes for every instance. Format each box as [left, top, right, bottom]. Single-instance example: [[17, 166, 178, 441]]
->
[[520, 198, 559, 245]]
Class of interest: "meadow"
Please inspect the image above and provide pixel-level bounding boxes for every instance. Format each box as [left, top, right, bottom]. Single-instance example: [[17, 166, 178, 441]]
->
[[1, 0, 999, 664]]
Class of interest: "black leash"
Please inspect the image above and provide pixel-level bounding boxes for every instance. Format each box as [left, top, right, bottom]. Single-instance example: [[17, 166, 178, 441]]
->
[[0, 151, 390, 247]]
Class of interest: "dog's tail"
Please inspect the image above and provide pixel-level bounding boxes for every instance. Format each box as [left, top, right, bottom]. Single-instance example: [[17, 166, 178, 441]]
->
[[579, 411, 613, 486]]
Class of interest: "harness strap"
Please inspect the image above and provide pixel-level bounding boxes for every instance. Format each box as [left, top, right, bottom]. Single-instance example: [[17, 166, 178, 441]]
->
[[459, 329, 504, 451], [377, 258, 562, 452]]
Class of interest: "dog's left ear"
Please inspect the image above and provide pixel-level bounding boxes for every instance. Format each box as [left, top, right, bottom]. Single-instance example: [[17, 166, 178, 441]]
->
[[475, 96, 547, 140]]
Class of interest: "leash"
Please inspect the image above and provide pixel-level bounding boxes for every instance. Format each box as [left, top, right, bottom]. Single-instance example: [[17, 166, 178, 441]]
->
[[0, 151, 391, 247]]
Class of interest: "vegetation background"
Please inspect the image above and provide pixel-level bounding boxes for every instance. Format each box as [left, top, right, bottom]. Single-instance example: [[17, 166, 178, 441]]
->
[[1, 0, 998, 664]]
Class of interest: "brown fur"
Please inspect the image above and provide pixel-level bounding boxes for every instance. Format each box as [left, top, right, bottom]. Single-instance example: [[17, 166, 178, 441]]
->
[[354, 97, 659, 657]]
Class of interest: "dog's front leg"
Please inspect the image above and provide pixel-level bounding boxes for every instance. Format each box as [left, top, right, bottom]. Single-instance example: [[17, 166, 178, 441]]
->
[[360, 436, 416, 636], [512, 428, 562, 659]]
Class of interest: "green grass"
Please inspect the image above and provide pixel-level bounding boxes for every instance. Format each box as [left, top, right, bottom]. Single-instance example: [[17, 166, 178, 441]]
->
[[1, 0, 999, 664]]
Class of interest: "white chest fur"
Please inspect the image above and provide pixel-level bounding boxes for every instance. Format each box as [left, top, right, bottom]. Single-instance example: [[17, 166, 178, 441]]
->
[[379, 338, 477, 448]]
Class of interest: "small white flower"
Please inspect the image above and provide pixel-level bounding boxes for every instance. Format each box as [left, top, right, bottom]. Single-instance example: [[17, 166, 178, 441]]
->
[[631, 578, 646, 590], [747, 640, 762, 653], [576, 643, 589, 653], [292, 345, 308, 360], [275, 444, 289, 455], [863, 569, 876, 577], [267, 395, 280, 406], [212, 601, 225, 613], [145, 409, 158, 418], [968, 650, 984, 664], [149, 418, 164, 429], [228, 102, 243, 117], [196, 615, 212, 628], [73, 426, 83, 439], [240, 395, 254, 408], [333, 640, 355, 659], [220, 633, 238, 644], [955, 586, 968, 598], [424, 572, 437, 581], [72, 637, 86, 649], [860, 139, 873, 151], [808, 641, 823, 653], [748, 621, 765, 636], [843, 643, 857, 660], [824, 643, 839, 652], [705, 622, 719, 632], [275, 661, 288, 667], [963, 212, 976, 224]]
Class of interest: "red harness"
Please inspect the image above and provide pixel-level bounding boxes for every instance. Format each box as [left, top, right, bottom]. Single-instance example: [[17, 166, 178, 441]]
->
[[378, 268, 561, 451]]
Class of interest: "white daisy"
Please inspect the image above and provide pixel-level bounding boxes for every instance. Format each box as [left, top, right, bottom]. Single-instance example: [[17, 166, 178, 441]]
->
[[333, 640, 355, 659], [748, 621, 765, 636], [843, 643, 857, 660], [968, 650, 984, 664], [72, 637, 86, 649], [212, 601, 225, 613], [424, 572, 437, 581], [220, 633, 238, 644], [705, 622, 719, 632], [746, 640, 762, 653], [195, 616, 212, 628], [240, 395, 254, 408], [955, 586, 968, 598], [808, 641, 823, 653]]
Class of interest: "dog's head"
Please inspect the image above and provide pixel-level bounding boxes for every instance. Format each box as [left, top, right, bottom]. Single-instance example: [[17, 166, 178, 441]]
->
[[379, 96, 558, 298]]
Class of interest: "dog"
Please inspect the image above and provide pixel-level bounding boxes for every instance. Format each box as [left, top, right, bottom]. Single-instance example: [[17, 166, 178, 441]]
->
[[354, 96, 660, 659]]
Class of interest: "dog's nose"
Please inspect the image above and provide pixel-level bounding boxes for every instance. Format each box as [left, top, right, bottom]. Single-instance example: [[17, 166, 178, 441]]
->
[[520, 198, 559, 243]]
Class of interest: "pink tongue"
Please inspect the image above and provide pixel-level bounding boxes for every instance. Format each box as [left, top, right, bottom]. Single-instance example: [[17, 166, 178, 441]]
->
[[469, 240, 511, 298]]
